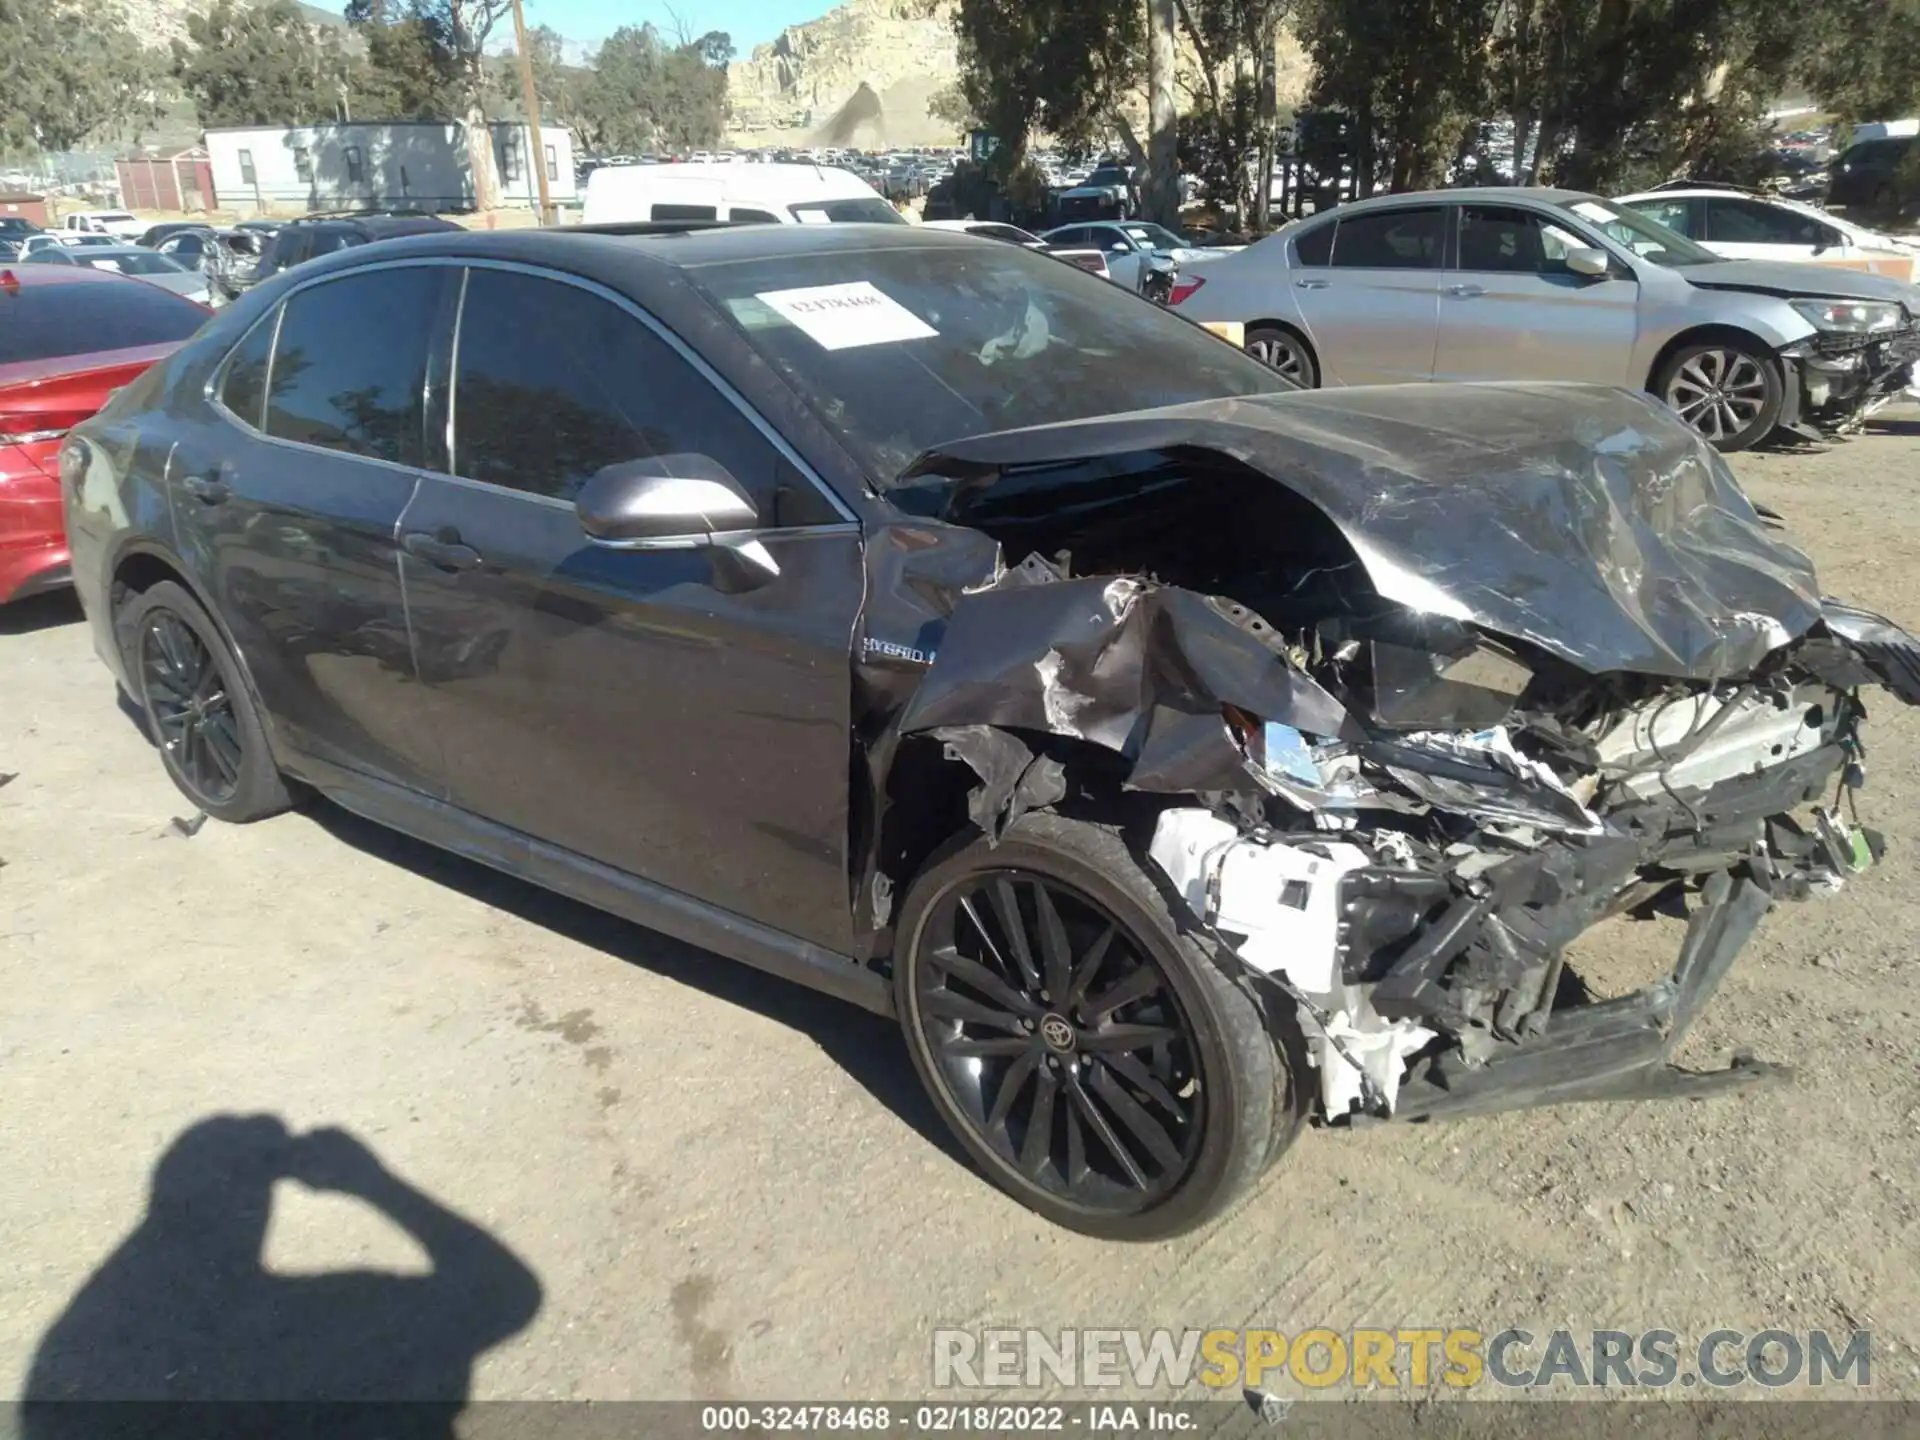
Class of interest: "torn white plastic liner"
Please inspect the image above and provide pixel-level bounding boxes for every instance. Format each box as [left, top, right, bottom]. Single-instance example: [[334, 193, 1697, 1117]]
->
[[1148, 809, 1435, 1117]]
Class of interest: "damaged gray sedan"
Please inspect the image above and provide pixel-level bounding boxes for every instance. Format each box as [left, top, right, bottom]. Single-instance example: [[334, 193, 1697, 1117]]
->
[[64, 225, 1920, 1240]]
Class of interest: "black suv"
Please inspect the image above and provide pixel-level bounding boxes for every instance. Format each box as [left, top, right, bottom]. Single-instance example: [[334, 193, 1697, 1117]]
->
[[250, 213, 461, 286], [59, 224, 1920, 1239], [1827, 134, 1915, 211]]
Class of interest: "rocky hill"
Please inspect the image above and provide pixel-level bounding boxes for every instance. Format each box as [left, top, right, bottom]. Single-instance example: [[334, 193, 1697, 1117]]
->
[[105, 0, 343, 49], [724, 0, 1312, 151], [727, 0, 958, 148]]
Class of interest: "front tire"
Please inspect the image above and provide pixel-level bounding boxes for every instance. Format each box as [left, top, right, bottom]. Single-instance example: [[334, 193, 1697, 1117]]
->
[[1654, 338, 1783, 452], [1245, 324, 1319, 387], [894, 813, 1298, 1240], [124, 580, 292, 823]]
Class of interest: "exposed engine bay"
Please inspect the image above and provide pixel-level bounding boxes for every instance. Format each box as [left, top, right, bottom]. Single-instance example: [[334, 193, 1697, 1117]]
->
[[853, 384, 1920, 1124]]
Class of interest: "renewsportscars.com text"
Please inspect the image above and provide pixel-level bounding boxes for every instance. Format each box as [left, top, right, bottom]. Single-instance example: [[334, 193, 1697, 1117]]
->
[[931, 1327, 1872, 1392]]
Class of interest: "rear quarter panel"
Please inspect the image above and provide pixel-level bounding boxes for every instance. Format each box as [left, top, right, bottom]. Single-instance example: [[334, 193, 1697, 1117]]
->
[[1170, 232, 1305, 330]]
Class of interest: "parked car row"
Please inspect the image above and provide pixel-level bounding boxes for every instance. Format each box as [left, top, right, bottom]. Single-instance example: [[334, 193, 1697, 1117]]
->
[[1, 265, 211, 603], [1171, 186, 1920, 450], [32, 221, 1920, 1245]]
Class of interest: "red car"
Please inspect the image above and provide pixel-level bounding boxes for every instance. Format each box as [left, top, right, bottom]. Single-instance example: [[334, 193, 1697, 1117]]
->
[[1, 265, 209, 603]]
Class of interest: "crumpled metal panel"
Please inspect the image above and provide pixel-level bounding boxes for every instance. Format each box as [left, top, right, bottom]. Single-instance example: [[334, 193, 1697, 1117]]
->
[[1820, 598, 1920, 703], [900, 383, 1825, 679], [892, 566, 1359, 789]]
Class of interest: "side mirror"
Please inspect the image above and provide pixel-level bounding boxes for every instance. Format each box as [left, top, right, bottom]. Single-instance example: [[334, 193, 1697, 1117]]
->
[[1565, 247, 1611, 278], [575, 453, 758, 545]]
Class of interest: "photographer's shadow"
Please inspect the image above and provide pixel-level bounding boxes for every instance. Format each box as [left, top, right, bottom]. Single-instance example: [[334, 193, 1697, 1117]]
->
[[22, 1115, 541, 1438]]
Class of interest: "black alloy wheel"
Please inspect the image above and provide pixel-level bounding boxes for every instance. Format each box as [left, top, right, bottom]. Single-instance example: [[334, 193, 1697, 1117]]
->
[[914, 871, 1205, 1210], [141, 609, 244, 807], [896, 814, 1294, 1240], [125, 579, 294, 823]]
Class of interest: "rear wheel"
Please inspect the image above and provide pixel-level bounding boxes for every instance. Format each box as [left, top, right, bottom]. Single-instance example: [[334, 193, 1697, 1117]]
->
[[1245, 325, 1319, 387], [894, 813, 1298, 1240], [125, 580, 292, 823], [1654, 338, 1783, 452]]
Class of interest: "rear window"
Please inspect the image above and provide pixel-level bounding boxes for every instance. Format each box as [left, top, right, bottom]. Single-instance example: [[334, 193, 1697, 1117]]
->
[[0, 276, 205, 365], [789, 198, 906, 225], [655, 203, 718, 221], [690, 242, 1287, 480]]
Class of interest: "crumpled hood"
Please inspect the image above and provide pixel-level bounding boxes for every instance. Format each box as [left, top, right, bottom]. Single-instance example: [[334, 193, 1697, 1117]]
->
[[901, 382, 1824, 679], [1683, 258, 1917, 305]]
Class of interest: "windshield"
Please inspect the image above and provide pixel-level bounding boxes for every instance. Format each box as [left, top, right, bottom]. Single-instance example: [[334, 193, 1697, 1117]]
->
[[80, 252, 183, 276], [1558, 198, 1719, 266], [688, 242, 1289, 481], [789, 198, 907, 225], [1121, 222, 1188, 250]]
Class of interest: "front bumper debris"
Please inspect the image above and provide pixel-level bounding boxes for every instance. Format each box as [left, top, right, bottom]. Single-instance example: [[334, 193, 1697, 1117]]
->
[[1781, 326, 1920, 438]]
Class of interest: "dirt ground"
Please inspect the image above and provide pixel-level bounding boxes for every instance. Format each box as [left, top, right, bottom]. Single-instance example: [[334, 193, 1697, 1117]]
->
[[3, 410, 1919, 1410]]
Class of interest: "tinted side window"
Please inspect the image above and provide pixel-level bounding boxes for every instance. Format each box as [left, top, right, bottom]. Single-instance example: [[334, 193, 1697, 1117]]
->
[[1330, 208, 1443, 269], [729, 207, 779, 223], [219, 311, 276, 429], [1292, 221, 1334, 266], [265, 267, 443, 467], [1628, 198, 1694, 235], [450, 268, 838, 526], [0, 277, 206, 365], [1455, 205, 1594, 274], [1705, 198, 1824, 246]]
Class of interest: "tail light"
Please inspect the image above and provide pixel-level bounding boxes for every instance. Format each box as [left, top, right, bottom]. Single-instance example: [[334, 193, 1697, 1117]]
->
[[1168, 275, 1207, 306], [0, 409, 95, 446]]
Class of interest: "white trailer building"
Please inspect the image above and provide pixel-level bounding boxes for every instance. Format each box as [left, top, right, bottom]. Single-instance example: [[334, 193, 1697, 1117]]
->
[[204, 121, 576, 214]]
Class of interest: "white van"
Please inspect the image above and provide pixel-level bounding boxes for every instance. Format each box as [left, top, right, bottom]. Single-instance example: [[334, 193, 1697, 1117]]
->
[[582, 162, 905, 226]]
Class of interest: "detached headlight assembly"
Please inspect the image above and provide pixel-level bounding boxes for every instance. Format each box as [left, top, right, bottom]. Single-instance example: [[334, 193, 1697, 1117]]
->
[[1789, 297, 1906, 334]]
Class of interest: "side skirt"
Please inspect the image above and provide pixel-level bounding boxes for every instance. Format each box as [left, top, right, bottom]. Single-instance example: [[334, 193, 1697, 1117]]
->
[[291, 756, 895, 1019]]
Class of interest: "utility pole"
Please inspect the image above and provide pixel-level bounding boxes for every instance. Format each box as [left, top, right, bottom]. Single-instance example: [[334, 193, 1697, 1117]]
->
[[510, 0, 553, 224]]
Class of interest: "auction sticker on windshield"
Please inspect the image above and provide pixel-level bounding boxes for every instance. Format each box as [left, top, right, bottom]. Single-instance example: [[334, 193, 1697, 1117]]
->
[[754, 282, 937, 350]]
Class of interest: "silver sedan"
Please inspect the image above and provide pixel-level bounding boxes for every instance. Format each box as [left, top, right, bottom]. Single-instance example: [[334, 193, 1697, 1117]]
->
[[22, 243, 212, 305], [1171, 186, 1920, 450]]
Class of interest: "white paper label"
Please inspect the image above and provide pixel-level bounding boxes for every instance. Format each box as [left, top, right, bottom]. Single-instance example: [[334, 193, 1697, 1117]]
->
[[752, 281, 938, 350]]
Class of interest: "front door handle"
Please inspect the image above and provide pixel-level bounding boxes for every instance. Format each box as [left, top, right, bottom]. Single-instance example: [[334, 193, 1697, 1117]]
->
[[1295, 277, 1331, 290], [182, 473, 229, 504], [403, 529, 483, 571], [1446, 283, 1486, 298]]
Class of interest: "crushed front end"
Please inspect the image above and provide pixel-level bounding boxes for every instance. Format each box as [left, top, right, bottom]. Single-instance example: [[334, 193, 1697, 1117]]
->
[[1781, 314, 1920, 436], [1147, 650, 1893, 1123], [867, 384, 1920, 1128]]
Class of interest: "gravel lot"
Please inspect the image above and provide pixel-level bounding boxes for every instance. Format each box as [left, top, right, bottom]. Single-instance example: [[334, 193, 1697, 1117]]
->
[[4, 410, 1919, 1408]]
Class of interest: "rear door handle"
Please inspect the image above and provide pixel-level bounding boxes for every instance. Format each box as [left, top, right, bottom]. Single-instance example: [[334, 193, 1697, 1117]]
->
[[404, 529, 483, 571], [182, 473, 229, 504], [1295, 277, 1331, 290], [1446, 283, 1486, 298]]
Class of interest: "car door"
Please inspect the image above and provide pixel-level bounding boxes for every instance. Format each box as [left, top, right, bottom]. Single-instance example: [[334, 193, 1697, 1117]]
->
[[167, 263, 452, 791], [1431, 202, 1640, 386], [1293, 205, 1445, 384], [1625, 195, 1701, 243], [1701, 195, 1846, 265], [395, 264, 866, 953], [1089, 225, 1144, 288], [157, 232, 211, 275]]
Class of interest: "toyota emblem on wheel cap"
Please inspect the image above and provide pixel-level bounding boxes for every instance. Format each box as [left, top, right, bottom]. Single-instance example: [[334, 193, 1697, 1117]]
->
[[1039, 1014, 1075, 1052]]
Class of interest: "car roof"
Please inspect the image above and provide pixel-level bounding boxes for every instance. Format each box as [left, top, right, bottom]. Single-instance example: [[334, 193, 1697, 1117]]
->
[[291, 215, 464, 237], [1300, 186, 1596, 219], [1, 262, 146, 290], [57, 244, 163, 257], [265, 222, 1002, 329]]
